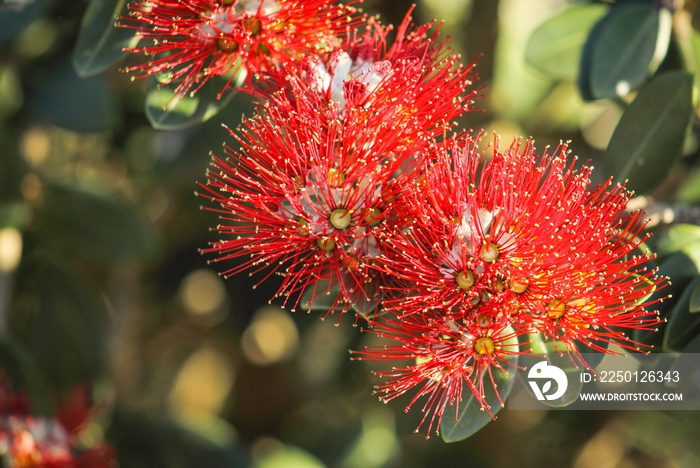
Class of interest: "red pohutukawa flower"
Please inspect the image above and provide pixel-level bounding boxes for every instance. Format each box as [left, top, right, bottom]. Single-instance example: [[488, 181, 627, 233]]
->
[[281, 7, 479, 139], [0, 374, 116, 467], [358, 313, 524, 436], [120, 0, 361, 100], [198, 86, 427, 316], [354, 133, 664, 434]]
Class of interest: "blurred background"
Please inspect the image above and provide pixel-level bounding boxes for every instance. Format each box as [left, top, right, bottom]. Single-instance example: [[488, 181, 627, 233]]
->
[[1, 0, 700, 466]]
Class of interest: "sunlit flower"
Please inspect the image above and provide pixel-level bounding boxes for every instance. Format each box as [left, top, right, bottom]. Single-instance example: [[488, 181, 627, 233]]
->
[[282, 7, 479, 140], [198, 86, 425, 317], [353, 133, 664, 433], [380, 134, 662, 353], [357, 312, 523, 436], [120, 0, 361, 100]]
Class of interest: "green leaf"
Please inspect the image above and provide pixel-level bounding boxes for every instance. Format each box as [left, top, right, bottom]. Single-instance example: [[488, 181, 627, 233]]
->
[[72, 0, 138, 77], [0, 339, 50, 415], [633, 250, 698, 347], [676, 169, 700, 203], [10, 259, 109, 393], [27, 60, 118, 132], [579, 3, 672, 100], [604, 71, 694, 195], [689, 281, 700, 313], [145, 70, 244, 130], [655, 224, 700, 258], [39, 183, 157, 261], [0, 0, 51, 44], [300, 278, 341, 313], [440, 327, 519, 442], [663, 275, 700, 351], [680, 333, 700, 353], [525, 3, 608, 80]]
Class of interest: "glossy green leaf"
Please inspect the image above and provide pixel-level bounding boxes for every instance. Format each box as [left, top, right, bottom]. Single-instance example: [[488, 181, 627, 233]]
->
[[579, 3, 672, 100], [674, 20, 700, 99], [300, 279, 341, 313], [0, 339, 50, 415], [72, 0, 139, 77], [0, 0, 51, 43], [633, 250, 697, 347], [39, 183, 157, 261], [605, 71, 694, 195], [27, 60, 118, 132], [525, 3, 608, 79], [0, 339, 34, 393], [662, 276, 700, 351], [440, 361, 514, 442], [680, 333, 700, 353], [689, 281, 700, 313], [655, 224, 700, 258], [675, 168, 700, 203], [440, 327, 519, 442], [10, 259, 109, 393], [145, 70, 244, 130]]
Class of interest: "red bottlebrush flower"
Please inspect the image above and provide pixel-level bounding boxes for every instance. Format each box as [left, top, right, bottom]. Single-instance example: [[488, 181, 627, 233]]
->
[[380, 133, 663, 353], [198, 84, 426, 317], [356, 312, 524, 436], [119, 0, 362, 100], [281, 6, 479, 141], [353, 133, 664, 434], [197, 8, 480, 316], [0, 376, 116, 468], [0, 416, 74, 468]]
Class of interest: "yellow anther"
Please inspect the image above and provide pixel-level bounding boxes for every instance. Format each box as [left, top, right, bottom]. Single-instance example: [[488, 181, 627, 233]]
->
[[509, 278, 529, 294], [327, 168, 345, 187], [480, 243, 499, 263], [364, 207, 382, 226], [456, 270, 475, 290], [546, 298, 567, 319], [316, 237, 335, 251], [216, 37, 238, 52], [474, 336, 495, 356], [330, 209, 351, 230]]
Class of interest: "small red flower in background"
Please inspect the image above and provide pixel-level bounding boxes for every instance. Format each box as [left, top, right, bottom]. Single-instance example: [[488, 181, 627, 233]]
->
[[120, 0, 362, 100], [354, 133, 664, 434], [0, 375, 115, 468], [199, 84, 425, 316]]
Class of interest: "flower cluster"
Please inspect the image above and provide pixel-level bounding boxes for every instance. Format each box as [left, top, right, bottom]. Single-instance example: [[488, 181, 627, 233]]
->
[[0, 376, 115, 467], [184, 3, 664, 436], [120, 0, 362, 100], [199, 8, 479, 316], [356, 134, 662, 433]]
